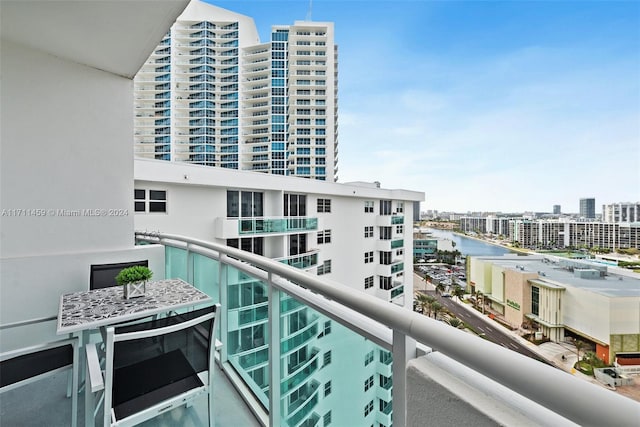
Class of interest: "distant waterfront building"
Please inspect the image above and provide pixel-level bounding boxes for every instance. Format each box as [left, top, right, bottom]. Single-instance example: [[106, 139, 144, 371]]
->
[[460, 216, 513, 237], [579, 198, 596, 219], [603, 202, 640, 223], [553, 205, 561, 214], [459, 216, 640, 250], [509, 219, 640, 250], [134, 0, 338, 181], [468, 255, 640, 366]]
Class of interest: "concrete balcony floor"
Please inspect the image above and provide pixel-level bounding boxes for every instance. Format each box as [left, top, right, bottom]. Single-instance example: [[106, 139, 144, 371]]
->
[[0, 363, 262, 427]]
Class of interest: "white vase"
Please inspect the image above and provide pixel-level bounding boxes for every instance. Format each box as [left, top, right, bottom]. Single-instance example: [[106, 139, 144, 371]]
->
[[123, 281, 146, 299]]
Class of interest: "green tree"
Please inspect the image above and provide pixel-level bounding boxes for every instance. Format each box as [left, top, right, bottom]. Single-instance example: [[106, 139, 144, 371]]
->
[[416, 293, 435, 317], [574, 340, 587, 368], [431, 301, 443, 320], [446, 317, 463, 329], [435, 282, 446, 295], [452, 286, 465, 302]]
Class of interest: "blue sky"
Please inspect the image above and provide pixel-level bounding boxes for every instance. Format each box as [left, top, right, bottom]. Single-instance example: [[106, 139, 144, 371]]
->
[[210, 0, 639, 213]]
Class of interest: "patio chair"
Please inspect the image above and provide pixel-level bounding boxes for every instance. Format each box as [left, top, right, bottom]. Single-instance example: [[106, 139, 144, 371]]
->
[[85, 304, 220, 427], [0, 337, 79, 427], [90, 260, 149, 289]]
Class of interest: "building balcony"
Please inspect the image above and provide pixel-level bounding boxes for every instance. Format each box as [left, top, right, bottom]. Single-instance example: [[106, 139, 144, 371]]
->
[[214, 216, 319, 239], [375, 214, 404, 226], [376, 261, 404, 277], [1, 231, 637, 427], [275, 250, 319, 270]]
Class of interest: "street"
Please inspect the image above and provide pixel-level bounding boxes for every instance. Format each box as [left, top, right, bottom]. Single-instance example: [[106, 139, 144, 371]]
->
[[416, 287, 550, 365]]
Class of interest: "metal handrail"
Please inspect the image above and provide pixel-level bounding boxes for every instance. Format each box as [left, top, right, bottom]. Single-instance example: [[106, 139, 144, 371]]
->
[[135, 231, 639, 426]]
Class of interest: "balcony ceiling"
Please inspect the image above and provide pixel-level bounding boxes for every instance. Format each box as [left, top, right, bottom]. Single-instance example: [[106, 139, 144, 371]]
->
[[0, 0, 189, 78]]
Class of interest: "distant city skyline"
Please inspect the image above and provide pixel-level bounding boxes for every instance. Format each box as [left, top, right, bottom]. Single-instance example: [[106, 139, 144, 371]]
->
[[211, 0, 640, 212]]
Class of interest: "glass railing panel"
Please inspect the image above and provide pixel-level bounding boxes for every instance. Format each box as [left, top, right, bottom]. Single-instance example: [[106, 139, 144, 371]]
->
[[192, 253, 220, 301], [238, 217, 318, 234], [166, 246, 187, 281], [279, 253, 318, 269], [391, 215, 404, 225], [225, 265, 270, 408], [391, 239, 404, 249], [279, 289, 392, 426], [390, 286, 404, 299], [391, 262, 404, 274]]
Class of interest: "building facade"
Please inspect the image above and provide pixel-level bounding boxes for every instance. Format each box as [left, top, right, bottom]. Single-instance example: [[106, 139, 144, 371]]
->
[[460, 217, 640, 250], [134, 0, 338, 181], [603, 202, 640, 223], [468, 255, 640, 365], [579, 198, 596, 219], [134, 158, 423, 426]]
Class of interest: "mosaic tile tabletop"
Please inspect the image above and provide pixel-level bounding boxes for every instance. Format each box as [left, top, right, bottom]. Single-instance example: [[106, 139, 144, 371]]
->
[[57, 278, 212, 334]]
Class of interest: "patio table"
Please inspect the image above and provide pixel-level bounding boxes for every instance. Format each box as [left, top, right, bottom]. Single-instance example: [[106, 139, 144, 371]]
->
[[56, 278, 212, 427], [57, 278, 212, 335]]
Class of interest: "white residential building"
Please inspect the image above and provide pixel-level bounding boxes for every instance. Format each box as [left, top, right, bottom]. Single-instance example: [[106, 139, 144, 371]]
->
[[603, 202, 640, 223], [134, 0, 338, 181], [134, 159, 421, 307]]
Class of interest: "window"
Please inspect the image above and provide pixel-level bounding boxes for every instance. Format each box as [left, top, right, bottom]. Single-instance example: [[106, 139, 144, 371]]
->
[[228, 190, 263, 218], [532, 286, 540, 316], [380, 200, 392, 215], [397, 202, 404, 213], [364, 375, 374, 392], [380, 251, 392, 265], [324, 381, 332, 397], [379, 276, 392, 290], [134, 189, 167, 213], [289, 233, 307, 256], [323, 350, 332, 367], [396, 248, 404, 256], [317, 198, 331, 213], [324, 411, 332, 426], [318, 260, 332, 275], [364, 276, 374, 289], [379, 227, 392, 240], [364, 201, 374, 213], [364, 400, 374, 417], [364, 226, 374, 238], [284, 193, 307, 216], [364, 251, 374, 264], [396, 225, 404, 234], [149, 190, 167, 212], [318, 230, 332, 244], [227, 237, 264, 256], [134, 189, 146, 212], [288, 347, 308, 374], [364, 350, 374, 366], [323, 320, 331, 336]]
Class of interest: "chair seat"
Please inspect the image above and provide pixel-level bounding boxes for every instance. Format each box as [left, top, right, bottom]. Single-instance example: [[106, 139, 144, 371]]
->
[[113, 349, 203, 421]]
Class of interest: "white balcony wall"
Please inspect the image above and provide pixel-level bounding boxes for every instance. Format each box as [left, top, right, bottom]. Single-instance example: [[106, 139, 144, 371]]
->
[[0, 0, 189, 337], [1, 41, 134, 257]]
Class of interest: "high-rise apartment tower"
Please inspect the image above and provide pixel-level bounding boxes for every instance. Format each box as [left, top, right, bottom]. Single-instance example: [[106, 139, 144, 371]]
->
[[134, 0, 338, 181], [579, 198, 596, 219]]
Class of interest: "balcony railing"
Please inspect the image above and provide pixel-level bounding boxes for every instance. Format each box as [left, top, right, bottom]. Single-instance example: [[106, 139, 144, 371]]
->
[[238, 217, 319, 235], [131, 231, 638, 427]]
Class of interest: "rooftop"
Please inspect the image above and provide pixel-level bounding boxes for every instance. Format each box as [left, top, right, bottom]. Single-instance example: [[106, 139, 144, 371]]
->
[[478, 254, 640, 297]]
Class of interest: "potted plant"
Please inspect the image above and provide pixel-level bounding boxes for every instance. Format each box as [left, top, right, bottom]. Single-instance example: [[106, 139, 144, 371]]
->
[[115, 265, 153, 299]]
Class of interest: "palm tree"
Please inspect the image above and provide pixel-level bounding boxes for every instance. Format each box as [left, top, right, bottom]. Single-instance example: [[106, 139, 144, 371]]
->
[[435, 283, 446, 295], [415, 293, 434, 317], [574, 340, 587, 368], [431, 301, 443, 320], [446, 317, 464, 329], [452, 286, 465, 302]]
